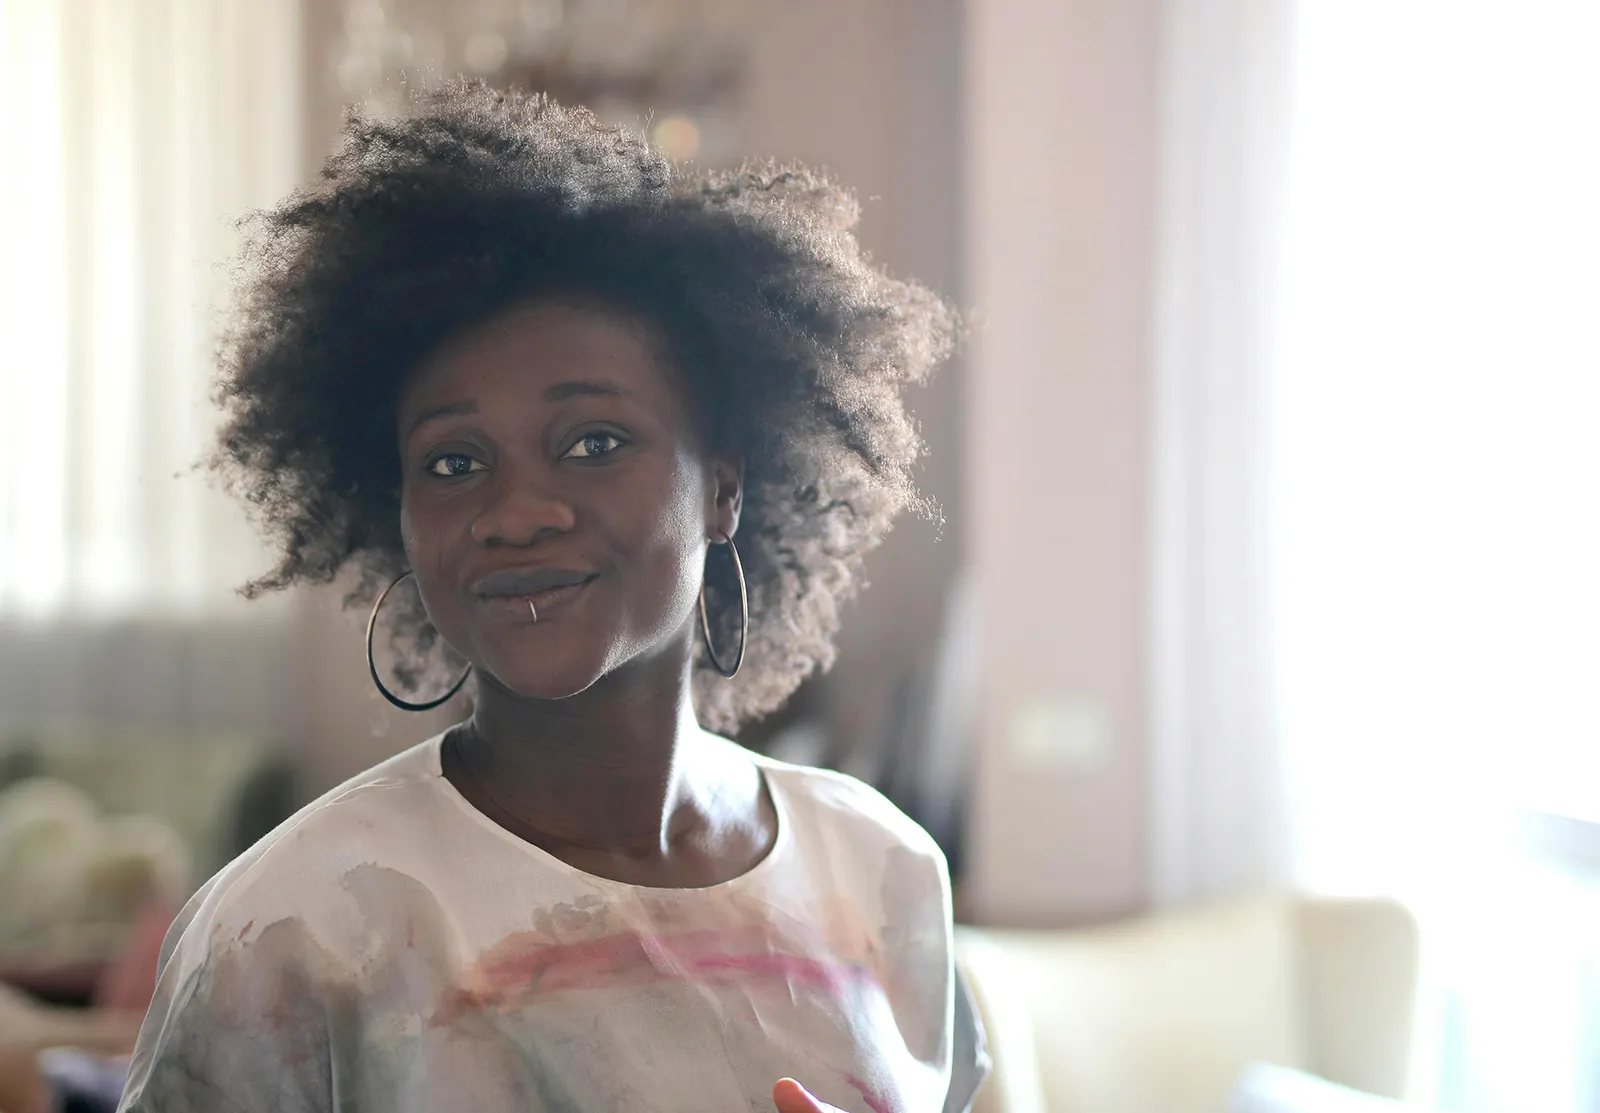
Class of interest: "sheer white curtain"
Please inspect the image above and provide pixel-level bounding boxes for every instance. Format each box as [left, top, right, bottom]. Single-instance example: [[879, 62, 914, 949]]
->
[[1274, 0, 1600, 893], [1153, 1, 1600, 1110], [1273, 5, 1600, 1110], [0, 0, 303, 728], [1147, 0, 1299, 906]]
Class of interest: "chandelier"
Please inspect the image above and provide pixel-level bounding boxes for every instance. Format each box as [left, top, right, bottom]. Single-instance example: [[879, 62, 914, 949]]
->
[[334, 0, 751, 164]]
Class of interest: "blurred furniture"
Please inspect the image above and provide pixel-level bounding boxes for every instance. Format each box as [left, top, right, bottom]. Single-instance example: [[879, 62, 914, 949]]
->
[[0, 723, 294, 886], [955, 893, 1420, 1113], [0, 981, 138, 1113], [1229, 1062, 1422, 1112], [0, 723, 294, 1002]]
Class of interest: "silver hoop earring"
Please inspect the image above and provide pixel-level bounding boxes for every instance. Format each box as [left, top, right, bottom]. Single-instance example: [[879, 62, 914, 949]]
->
[[366, 571, 472, 712], [698, 533, 748, 679]]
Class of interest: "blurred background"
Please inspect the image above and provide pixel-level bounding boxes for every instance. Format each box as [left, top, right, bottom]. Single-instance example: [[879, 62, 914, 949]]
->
[[0, 2, 1595, 1112]]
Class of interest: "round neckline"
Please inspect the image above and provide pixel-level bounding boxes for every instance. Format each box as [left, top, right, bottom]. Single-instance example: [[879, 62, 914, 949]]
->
[[423, 730, 790, 895]]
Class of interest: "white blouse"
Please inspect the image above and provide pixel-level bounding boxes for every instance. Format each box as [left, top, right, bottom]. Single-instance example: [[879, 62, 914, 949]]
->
[[118, 731, 986, 1113]]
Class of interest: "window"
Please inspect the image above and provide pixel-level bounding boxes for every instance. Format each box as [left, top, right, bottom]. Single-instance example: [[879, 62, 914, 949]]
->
[[1273, 4, 1600, 1109], [0, 0, 302, 620]]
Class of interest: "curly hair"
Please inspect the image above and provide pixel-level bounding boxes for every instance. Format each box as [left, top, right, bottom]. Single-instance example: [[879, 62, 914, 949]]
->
[[213, 81, 956, 733]]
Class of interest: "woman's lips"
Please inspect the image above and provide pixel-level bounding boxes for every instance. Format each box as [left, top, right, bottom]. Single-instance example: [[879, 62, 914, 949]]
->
[[476, 575, 597, 621]]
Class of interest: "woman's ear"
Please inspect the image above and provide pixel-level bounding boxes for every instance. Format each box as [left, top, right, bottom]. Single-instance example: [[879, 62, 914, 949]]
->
[[709, 455, 744, 541]]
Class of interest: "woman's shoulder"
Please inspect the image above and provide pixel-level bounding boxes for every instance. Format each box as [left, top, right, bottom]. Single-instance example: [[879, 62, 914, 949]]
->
[[217, 734, 443, 871], [748, 743, 947, 872], [159, 736, 450, 961]]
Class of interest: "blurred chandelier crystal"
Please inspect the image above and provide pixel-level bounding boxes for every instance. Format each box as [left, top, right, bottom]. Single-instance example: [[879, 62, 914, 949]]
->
[[334, 0, 750, 163]]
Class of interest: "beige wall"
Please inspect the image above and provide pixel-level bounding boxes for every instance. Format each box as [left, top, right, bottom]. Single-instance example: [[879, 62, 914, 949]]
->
[[962, 0, 1158, 925]]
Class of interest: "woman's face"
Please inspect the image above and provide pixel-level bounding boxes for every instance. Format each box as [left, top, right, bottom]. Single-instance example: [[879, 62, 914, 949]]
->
[[395, 298, 739, 700]]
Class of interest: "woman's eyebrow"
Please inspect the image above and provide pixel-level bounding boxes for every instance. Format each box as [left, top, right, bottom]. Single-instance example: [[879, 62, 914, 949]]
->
[[407, 381, 628, 438], [407, 400, 477, 437], [543, 379, 627, 402]]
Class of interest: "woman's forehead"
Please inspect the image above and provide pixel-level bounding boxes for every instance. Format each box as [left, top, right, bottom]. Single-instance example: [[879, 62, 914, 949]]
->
[[399, 296, 691, 420]]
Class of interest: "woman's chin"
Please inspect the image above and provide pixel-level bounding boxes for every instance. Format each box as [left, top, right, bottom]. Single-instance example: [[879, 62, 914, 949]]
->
[[474, 658, 605, 704]]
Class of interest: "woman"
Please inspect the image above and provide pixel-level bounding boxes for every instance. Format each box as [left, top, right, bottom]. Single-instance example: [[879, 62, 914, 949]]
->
[[119, 84, 986, 1113]]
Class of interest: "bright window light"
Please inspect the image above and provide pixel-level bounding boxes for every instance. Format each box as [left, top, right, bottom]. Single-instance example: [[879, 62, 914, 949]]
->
[[1273, 4, 1600, 1110], [1275, 0, 1600, 868]]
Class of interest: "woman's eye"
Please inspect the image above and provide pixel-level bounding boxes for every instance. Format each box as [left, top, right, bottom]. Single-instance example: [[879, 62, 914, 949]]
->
[[563, 433, 624, 460], [426, 454, 485, 477]]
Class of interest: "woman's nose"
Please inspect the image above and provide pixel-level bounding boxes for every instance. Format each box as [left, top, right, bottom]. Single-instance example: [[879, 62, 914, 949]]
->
[[469, 470, 576, 546]]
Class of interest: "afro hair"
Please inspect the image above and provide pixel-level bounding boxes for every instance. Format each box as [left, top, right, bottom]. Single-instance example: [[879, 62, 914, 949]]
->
[[212, 81, 957, 733]]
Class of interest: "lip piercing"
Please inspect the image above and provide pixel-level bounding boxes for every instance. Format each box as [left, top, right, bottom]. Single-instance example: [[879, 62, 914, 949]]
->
[[528, 598, 538, 623]]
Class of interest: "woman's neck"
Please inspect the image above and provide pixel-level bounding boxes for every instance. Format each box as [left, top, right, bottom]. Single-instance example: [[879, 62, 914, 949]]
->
[[449, 644, 714, 859]]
